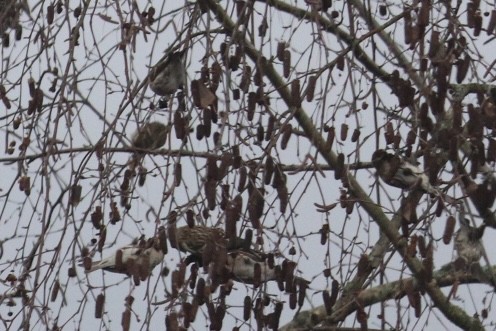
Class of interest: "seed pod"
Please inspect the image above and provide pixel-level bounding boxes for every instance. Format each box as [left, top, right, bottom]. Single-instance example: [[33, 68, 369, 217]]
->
[[137, 167, 146, 186], [174, 111, 185, 140], [291, 79, 301, 107], [165, 312, 179, 331], [297, 279, 307, 307], [443, 215, 456, 245], [232, 88, 240, 100], [419, 58, 428, 72], [272, 165, 286, 189], [435, 197, 444, 217], [340, 123, 348, 141], [206, 156, 218, 181], [69, 184, 82, 206], [281, 124, 292, 150], [248, 188, 264, 229], [417, 235, 427, 258], [266, 115, 275, 141], [238, 166, 247, 192], [336, 55, 344, 71], [257, 123, 264, 143], [246, 92, 256, 121], [74, 6, 81, 19], [385, 122, 394, 145], [203, 108, 212, 137], [68, 267, 76, 278], [488, 10, 496, 35], [320, 224, 329, 245], [196, 124, 205, 141], [474, 12, 482, 36], [97, 225, 107, 252], [122, 309, 131, 331], [334, 153, 344, 180], [306, 75, 317, 102], [277, 185, 288, 213], [326, 126, 335, 147], [205, 179, 217, 210], [91, 206, 103, 229], [428, 30, 440, 58], [406, 129, 416, 146], [95, 294, 105, 319], [393, 132, 401, 150], [172, 163, 182, 186], [277, 42, 285, 61], [47, 5, 55, 24], [241, 229, 253, 252], [2, 33, 9, 47], [264, 156, 274, 185], [283, 50, 291, 78], [51, 280, 60, 302], [413, 291, 421, 318], [254, 66, 264, 87], [109, 202, 121, 224], [488, 139, 496, 162], [351, 129, 360, 142], [289, 292, 297, 310], [456, 55, 470, 83], [266, 253, 275, 269], [217, 154, 232, 180], [240, 65, 251, 93], [323, 290, 332, 315], [189, 264, 198, 290], [379, 4, 387, 16], [418, 0, 429, 27]]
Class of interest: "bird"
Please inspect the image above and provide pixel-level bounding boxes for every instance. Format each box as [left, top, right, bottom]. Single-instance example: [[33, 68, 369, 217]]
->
[[454, 218, 485, 266], [371, 149, 437, 194], [226, 249, 276, 284], [149, 51, 186, 97], [132, 122, 169, 150], [171, 225, 246, 258], [172, 226, 310, 287], [83, 236, 165, 277]]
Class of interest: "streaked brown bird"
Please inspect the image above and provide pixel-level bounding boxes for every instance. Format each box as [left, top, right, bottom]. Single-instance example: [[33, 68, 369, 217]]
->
[[149, 51, 186, 96], [132, 122, 169, 150], [171, 225, 248, 255], [371, 149, 437, 194], [454, 218, 485, 266], [83, 236, 165, 276]]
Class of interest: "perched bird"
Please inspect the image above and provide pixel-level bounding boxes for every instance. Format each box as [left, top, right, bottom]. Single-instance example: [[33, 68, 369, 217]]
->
[[226, 250, 275, 284], [173, 226, 310, 287], [83, 236, 165, 277], [149, 51, 186, 96], [454, 218, 485, 266], [371, 149, 437, 194], [132, 122, 169, 150], [171, 225, 246, 257]]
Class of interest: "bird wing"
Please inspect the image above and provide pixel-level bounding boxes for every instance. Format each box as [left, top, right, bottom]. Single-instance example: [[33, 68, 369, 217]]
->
[[226, 250, 275, 284]]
